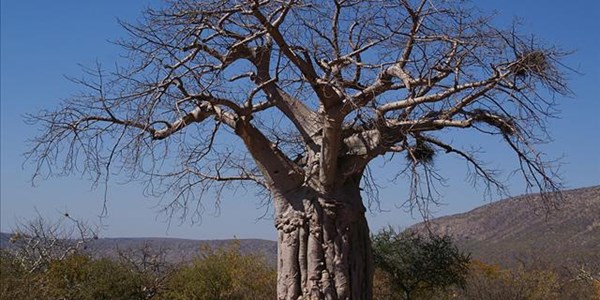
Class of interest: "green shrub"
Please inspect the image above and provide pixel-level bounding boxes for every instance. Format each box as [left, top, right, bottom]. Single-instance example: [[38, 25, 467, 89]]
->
[[0, 251, 154, 300], [0, 250, 45, 300], [42, 254, 152, 300], [163, 244, 276, 300], [372, 228, 470, 300]]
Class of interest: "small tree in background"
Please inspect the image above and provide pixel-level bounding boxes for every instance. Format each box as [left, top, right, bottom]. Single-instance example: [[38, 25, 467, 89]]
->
[[0, 215, 157, 300], [6, 213, 97, 273], [559, 261, 600, 300], [372, 227, 470, 300], [116, 244, 175, 299]]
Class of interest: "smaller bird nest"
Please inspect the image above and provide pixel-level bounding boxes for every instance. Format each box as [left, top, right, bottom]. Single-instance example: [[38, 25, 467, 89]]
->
[[510, 51, 549, 77], [471, 109, 517, 135], [406, 140, 436, 164]]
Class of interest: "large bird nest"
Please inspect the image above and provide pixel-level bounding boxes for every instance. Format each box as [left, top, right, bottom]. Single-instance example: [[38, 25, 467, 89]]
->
[[510, 51, 550, 78]]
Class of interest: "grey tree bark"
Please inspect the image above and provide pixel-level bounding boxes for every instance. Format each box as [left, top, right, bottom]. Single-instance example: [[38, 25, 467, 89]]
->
[[274, 179, 372, 300]]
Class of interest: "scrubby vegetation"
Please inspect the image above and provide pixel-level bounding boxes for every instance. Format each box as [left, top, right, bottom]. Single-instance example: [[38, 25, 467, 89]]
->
[[370, 227, 599, 300], [1, 251, 149, 300], [1, 224, 598, 300], [0, 243, 276, 300], [163, 245, 276, 299]]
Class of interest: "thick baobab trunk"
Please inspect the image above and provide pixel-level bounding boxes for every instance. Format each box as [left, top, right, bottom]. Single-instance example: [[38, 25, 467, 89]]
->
[[274, 179, 373, 300]]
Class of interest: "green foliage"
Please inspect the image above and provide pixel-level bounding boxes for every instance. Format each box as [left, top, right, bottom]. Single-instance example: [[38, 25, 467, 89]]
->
[[163, 243, 276, 300], [3, 226, 596, 300], [371, 227, 470, 300], [42, 254, 152, 300], [1, 251, 152, 300], [371, 230, 599, 300], [0, 250, 45, 300], [1, 235, 276, 300]]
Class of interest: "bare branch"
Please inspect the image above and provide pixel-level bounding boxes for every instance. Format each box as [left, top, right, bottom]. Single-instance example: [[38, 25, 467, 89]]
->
[[26, 0, 571, 260]]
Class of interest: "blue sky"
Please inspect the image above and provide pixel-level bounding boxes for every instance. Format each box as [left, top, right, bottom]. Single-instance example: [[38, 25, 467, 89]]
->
[[1, 0, 599, 240]]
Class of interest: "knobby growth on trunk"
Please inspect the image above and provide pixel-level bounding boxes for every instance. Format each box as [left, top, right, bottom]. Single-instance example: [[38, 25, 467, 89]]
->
[[26, 0, 570, 299]]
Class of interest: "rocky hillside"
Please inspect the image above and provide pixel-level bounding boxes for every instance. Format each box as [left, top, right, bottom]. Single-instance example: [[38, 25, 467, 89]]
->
[[411, 186, 600, 269]]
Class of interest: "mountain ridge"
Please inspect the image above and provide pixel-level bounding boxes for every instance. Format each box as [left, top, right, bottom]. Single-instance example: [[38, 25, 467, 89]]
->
[[410, 185, 600, 269], [3, 185, 598, 269], [0, 232, 277, 265]]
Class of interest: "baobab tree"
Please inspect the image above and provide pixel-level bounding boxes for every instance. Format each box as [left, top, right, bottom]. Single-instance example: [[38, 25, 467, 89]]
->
[[27, 0, 569, 299]]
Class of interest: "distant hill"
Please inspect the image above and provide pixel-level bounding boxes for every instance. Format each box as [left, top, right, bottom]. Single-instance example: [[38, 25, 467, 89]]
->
[[3, 186, 598, 270], [0, 232, 277, 265], [89, 237, 277, 265], [410, 186, 600, 269]]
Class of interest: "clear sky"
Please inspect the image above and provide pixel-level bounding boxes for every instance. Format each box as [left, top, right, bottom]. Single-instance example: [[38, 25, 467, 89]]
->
[[1, 0, 599, 240]]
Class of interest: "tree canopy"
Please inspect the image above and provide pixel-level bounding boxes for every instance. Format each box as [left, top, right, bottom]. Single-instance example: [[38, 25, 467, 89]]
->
[[27, 0, 568, 213], [372, 228, 470, 300]]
